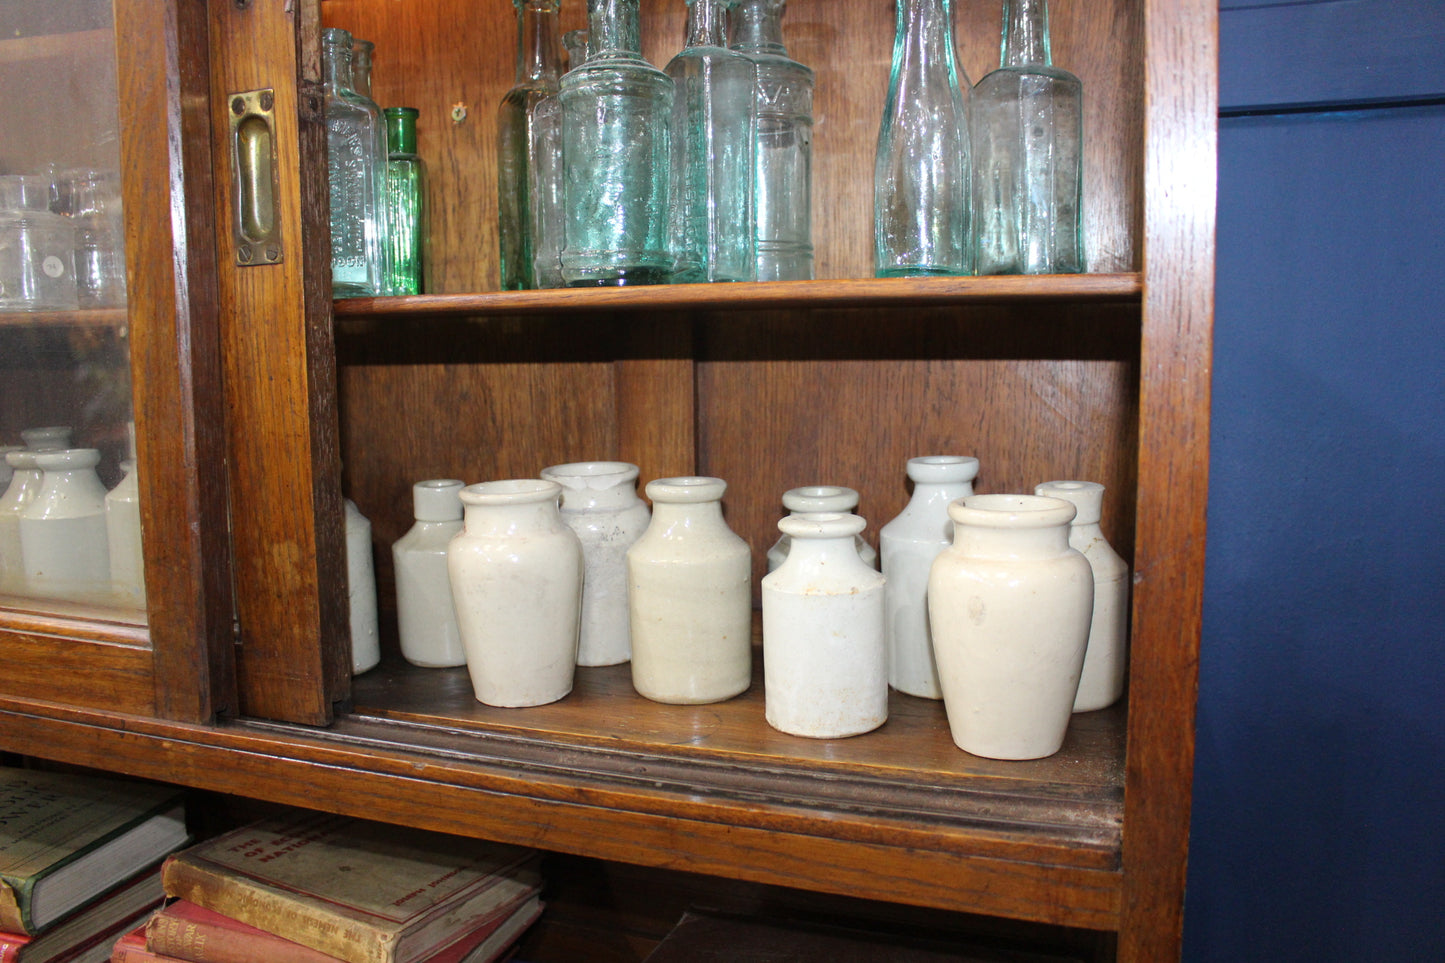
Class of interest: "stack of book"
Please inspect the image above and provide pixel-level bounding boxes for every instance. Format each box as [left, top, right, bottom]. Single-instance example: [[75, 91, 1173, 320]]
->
[[0, 767, 191, 963], [111, 811, 542, 963]]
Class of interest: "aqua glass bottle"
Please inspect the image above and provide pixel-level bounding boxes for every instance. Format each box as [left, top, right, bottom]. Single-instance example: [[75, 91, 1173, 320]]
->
[[971, 0, 1083, 275], [666, 0, 755, 284], [563, 29, 589, 72], [385, 107, 426, 295], [559, 0, 675, 286], [351, 38, 376, 101], [874, 0, 971, 277], [730, 0, 812, 281], [497, 0, 566, 290], [322, 29, 389, 297]]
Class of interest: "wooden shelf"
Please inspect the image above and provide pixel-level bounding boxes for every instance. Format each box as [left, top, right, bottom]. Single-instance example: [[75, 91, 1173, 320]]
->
[[0, 307, 128, 328]]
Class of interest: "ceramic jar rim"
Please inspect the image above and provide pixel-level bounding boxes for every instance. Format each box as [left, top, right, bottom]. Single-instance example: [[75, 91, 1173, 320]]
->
[[1034, 480, 1104, 524], [781, 485, 858, 513], [413, 478, 465, 521], [948, 493, 1077, 529], [460, 478, 562, 506], [645, 476, 726, 503], [33, 448, 100, 471], [906, 455, 980, 483], [5, 449, 38, 469], [21, 426, 71, 449], [778, 511, 866, 540], [540, 461, 640, 491]]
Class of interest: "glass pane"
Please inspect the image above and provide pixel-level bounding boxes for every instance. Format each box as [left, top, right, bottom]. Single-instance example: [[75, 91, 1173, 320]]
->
[[0, 0, 145, 624]]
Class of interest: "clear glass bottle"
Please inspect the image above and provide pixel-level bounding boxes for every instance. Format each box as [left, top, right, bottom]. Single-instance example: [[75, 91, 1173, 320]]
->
[[730, 0, 812, 281], [321, 28, 389, 297], [351, 38, 376, 102], [384, 107, 426, 295], [874, 0, 971, 278], [971, 0, 1083, 275], [498, 0, 567, 290], [559, 0, 675, 287], [666, 0, 756, 284], [563, 29, 589, 72]]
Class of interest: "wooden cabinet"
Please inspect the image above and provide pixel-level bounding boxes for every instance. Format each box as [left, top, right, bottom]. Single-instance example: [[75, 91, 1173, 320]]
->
[[0, 0, 1213, 959]]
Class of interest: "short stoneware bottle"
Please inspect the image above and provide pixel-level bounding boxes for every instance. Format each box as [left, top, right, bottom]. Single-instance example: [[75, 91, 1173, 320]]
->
[[878, 454, 980, 699], [539, 461, 650, 667], [19, 448, 110, 602], [1035, 480, 1129, 711], [626, 476, 751, 704], [449, 479, 583, 707], [392, 479, 467, 668], [105, 458, 146, 608], [762, 512, 888, 738], [765, 485, 878, 572], [345, 498, 381, 674], [0, 449, 44, 595], [0, 445, 22, 489], [927, 494, 1093, 759]]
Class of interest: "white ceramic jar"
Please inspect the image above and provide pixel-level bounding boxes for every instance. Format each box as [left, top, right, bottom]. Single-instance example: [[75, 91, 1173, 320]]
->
[[344, 498, 380, 674], [927, 494, 1094, 760], [0, 445, 21, 489], [626, 476, 752, 704], [1035, 480, 1129, 711], [0, 449, 43, 594], [19, 448, 110, 602], [21, 425, 72, 451], [392, 479, 466, 668], [105, 458, 146, 608], [762, 512, 888, 738], [878, 455, 980, 699], [448, 479, 583, 707], [765, 485, 878, 572], [540, 461, 650, 667]]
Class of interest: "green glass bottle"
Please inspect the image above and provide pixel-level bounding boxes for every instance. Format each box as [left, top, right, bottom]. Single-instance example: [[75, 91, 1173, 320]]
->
[[385, 107, 426, 295]]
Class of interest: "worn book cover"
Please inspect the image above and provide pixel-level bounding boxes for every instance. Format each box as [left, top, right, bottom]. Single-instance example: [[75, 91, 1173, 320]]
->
[[0, 769, 188, 935], [159, 812, 539, 963], [0, 860, 165, 963]]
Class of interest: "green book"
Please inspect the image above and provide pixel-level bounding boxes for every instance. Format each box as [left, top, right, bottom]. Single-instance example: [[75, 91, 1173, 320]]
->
[[0, 768, 188, 935]]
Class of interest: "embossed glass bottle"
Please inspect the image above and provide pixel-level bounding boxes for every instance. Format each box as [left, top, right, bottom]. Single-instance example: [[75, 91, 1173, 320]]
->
[[874, 0, 971, 277], [971, 0, 1083, 275], [559, 0, 675, 286], [322, 28, 389, 297], [730, 0, 812, 281], [384, 107, 426, 294], [666, 0, 755, 283], [498, 0, 566, 290]]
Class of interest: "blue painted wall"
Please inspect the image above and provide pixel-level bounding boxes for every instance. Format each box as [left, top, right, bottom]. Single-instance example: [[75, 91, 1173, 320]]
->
[[1185, 3, 1445, 959]]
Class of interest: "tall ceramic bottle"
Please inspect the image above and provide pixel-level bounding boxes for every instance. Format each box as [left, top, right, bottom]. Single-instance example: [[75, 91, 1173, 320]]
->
[[540, 462, 651, 667], [730, 0, 813, 280], [106, 458, 145, 608], [1036, 480, 1128, 711], [384, 107, 427, 295], [762, 512, 888, 738], [878, 455, 979, 698], [0, 449, 43, 595], [345, 498, 380, 674], [19, 449, 110, 602], [392, 479, 467, 668], [971, 0, 1083, 275], [448, 480, 583, 707], [559, 0, 675, 286], [666, 0, 756, 283], [874, 0, 971, 277], [626, 477, 751, 704], [766, 485, 876, 572], [498, 0, 566, 290], [322, 28, 389, 297], [928, 494, 1093, 759]]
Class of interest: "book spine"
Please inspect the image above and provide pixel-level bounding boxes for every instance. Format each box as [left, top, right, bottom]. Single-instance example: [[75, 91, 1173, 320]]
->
[[113, 929, 180, 963], [0, 931, 22, 963], [145, 908, 345, 963], [160, 856, 392, 963]]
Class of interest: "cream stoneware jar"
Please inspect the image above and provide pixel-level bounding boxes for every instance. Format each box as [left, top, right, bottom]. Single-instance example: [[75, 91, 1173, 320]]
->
[[765, 485, 877, 572], [449, 479, 583, 707], [927, 493, 1093, 760], [0, 448, 44, 595], [540, 461, 650, 667], [1035, 480, 1129, 711], [19, 448, 110, 602], [762, 512, 888, 738], [626, 476, 752, 704], [105, 458, 145, 608], [879, 454, 980, 699], [392, 479, 467, 668]]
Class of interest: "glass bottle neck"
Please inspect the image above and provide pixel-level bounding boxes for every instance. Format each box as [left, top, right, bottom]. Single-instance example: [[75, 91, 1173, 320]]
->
[[731, 0, 785, 56], [685, 0, 730, 49], [516, 0, 563, 83], [1001, 0, 1051, 68], [898, 0, 954, 52], [587, 0, 643, 59], [322, 42, 354, 92]]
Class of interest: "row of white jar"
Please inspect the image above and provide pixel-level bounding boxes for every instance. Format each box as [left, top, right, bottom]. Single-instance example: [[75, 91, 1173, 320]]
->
[[0, 429, 146, 608], [361, 456, 1128, 761]]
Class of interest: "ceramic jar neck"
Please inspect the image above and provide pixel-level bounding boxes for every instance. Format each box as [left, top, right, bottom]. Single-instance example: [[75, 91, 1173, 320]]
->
[[781, 485, 859, 515], [777, 512, 867, 566], [947, 494, 1076, 558], [542, 462, 641, 513]]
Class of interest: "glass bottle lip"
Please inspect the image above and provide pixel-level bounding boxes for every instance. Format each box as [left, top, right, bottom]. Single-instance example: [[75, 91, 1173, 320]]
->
[[321, 27, 353, 46]]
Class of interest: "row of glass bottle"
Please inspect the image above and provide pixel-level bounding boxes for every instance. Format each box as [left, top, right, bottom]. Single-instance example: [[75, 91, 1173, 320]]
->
[[500, 0, 1082, 291], [322, 30, 427, 298], [0, 169, 127, 312], [0, 425, 146, 609], [369, 456, 1125, 758]]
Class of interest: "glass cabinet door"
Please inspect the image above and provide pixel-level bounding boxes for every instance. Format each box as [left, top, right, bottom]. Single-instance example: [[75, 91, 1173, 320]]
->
[[0, 0, 233, 722]]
